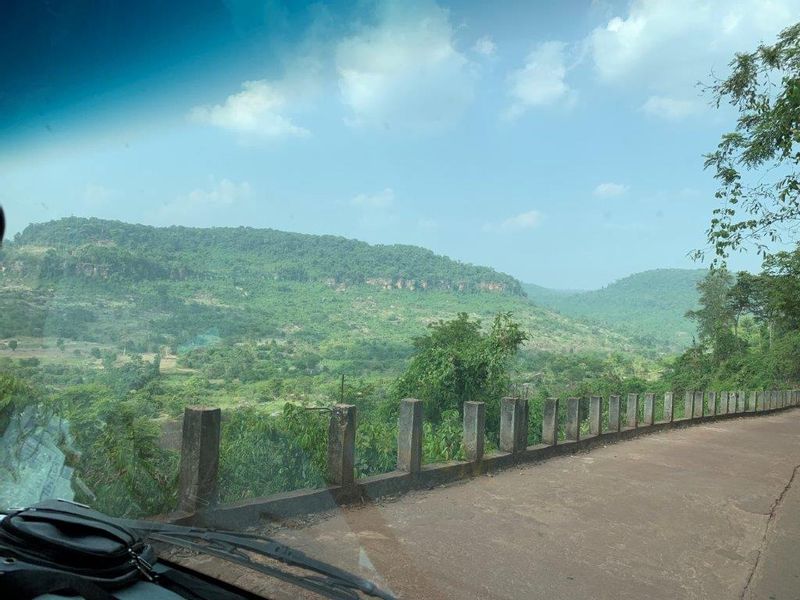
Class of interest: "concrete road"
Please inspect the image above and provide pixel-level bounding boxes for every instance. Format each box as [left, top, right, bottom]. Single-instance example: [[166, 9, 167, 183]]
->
[[177, 410, 800, 599]]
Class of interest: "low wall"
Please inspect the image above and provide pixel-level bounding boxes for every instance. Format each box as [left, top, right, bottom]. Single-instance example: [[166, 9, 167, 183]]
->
[[168, 389, 800, 529]]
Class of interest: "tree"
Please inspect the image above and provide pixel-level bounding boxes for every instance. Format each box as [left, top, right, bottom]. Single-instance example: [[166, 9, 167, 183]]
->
[[686, 270, 738, 363], [393, 312, 528, 426], [761, 246, 800, 334], [8, 339, 17, 351], [697, 23, 800, 263]]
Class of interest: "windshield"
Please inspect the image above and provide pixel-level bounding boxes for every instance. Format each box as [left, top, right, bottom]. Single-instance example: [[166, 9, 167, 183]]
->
[[2, 2, 800, 599]]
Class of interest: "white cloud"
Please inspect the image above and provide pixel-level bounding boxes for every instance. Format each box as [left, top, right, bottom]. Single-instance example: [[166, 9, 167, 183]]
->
[[473, 35, 496, 56], [189, 80, 309, 138], [351, 188, 395, 209], [506, 41, 574, 118], [156, 179, 252, 224], [588, 0, 800, 100], [641, 95, 702, 120], [593, 182, 629, 197], [335, 1, 475, 131], [484, 209, 542, 232]]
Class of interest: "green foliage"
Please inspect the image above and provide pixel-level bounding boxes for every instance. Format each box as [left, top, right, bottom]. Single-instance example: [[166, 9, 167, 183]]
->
[[698, 22, 800, 262], [668, 248, 800, 389], [423, 409, 465, 463], [12, 217, 524, 295], [524, 269, 707, 351], [217, 403, 328, 503], [685, 269, 738, 363], [394, 312, 527, 427]]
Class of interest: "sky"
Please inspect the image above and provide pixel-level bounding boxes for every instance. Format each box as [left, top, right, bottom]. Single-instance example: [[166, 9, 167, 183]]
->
[[1, 0, 798, 289]]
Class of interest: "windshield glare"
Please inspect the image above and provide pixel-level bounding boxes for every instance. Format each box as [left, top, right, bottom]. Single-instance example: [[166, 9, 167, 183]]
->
[[2, 2, 800, 599]]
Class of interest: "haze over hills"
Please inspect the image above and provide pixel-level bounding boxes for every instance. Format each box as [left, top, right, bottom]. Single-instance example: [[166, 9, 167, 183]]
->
[[0, 218, 644, 386], [524, 269, 707, 351]]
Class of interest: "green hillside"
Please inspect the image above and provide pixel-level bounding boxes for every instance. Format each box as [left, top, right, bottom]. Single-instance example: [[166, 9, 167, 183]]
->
[[0, 218, 643, 402], [524, 269, 707, 350]]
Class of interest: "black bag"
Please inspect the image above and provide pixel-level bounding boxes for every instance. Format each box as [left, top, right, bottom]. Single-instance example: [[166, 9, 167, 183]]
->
[[0, 499, 157, 597]]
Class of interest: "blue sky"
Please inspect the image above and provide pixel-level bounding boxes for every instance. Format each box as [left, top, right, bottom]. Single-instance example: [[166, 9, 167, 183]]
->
[[1, 0, 798, 288]]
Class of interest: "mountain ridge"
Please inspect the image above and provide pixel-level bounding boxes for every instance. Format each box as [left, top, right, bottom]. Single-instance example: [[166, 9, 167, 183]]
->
[[524, 268, 707, 350], [10, 217, 524, 295]]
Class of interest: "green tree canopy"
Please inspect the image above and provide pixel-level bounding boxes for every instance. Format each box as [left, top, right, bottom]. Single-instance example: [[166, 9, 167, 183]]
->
[[393, 312, 527, 426], [698, 22, 800, 262], [686, 270, 738, 363]]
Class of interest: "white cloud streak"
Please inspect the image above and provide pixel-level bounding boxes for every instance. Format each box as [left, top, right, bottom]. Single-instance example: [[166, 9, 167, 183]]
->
[[593, 182, 629, 197], [189, 80, 309, 138], [484, 209, 543, 232], [335, 1, 475, 131], [506, 41, 575, 118], [473, 35, 496, 56]]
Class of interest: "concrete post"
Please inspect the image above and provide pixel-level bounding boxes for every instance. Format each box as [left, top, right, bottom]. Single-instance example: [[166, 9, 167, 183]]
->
[[500, 397, 527, 453], [626, 393, 639, 429], [736, 391, 745, 413], [769, 390, 776, 411], [707, 391, 717, 417], [542, 398, 559, 445], [566, 397, 581, 442], [398, 398, 423, 474], [756, 390, 765, 412], [747, 391, 757, 413], [693, 391, 704, 418], [663, 392, 674, 423], [327, 404, 356, 487], [684, 391, 694, 421], [729, 391, 737, 414], [608, 395, 621, 432], [643, 393, 655, 426], [719, 392, 728, 415], [589, 396, 602, 436], [178, 406, 221, 513], [463, 401, 485, 462]]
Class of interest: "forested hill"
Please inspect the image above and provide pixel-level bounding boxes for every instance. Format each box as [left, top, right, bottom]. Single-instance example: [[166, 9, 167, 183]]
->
[[10, 217, 523, 295], [524, 269, 707, 350]]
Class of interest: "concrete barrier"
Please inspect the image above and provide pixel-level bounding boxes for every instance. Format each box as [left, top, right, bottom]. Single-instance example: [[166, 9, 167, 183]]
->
[[608, 395, 621, 432], [626, 393, 639, 429], [463, 401, 486, 462], [707, 391, 717, 417], [683, 391, 694, 421], [662, 392, 674, 423], [589, 396, 602, 436], [566, 397, 581, 442], [643, 393, 655, 426], [500, 397, 528, 453], [542, 398, 559, 446], [327, 404, 356, 487], [398, 398, 423, 473], [693, 391, 704, 418], [173, 389, 799, 527], [178, 406, 221, 513]]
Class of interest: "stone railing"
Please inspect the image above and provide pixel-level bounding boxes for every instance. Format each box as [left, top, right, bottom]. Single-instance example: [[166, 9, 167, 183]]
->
[[172, 389, 800, 528]]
